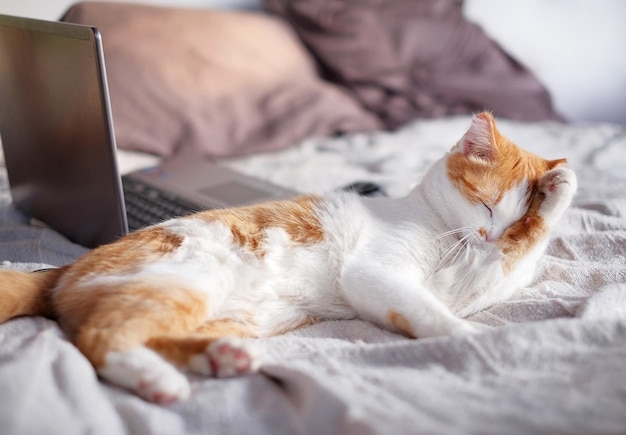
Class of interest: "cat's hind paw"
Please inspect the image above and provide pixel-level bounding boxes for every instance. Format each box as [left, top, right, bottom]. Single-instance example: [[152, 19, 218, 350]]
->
[[188, 337, 262, 378], [137, 367, 191, 405], [99, 348, 191, 405]]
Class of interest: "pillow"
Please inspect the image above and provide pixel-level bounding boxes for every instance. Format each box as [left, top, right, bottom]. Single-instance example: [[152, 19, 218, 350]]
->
[[62, 2, 380, 157], [266, 0, 561, 128]]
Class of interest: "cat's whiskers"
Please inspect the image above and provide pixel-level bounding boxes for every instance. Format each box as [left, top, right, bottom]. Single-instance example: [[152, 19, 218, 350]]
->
[[445, 232, 476, 268], [429, 226, 473, 271], [438, 234, 470, 266], [430, 226, 473, 242], [426, 229, 477, 283]]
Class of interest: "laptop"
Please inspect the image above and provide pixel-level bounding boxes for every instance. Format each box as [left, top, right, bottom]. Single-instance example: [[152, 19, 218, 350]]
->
[[0, 14, 295, 248]]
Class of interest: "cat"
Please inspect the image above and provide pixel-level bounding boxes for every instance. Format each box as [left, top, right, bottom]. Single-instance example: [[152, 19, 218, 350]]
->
[[0, 112, 576, 404]]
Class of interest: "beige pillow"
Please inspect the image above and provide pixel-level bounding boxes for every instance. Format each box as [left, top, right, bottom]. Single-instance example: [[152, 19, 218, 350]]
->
[[62, 2, 380, 157]]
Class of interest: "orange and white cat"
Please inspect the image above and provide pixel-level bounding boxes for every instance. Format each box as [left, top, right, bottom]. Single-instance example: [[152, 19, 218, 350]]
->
[[0, 113, 576, 404]]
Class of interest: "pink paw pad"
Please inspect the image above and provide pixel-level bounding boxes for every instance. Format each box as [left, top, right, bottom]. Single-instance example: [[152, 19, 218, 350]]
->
[[136, 374, 190, 404], [138, 381, 183, 405], [541, 169, 572, 194], [207, 338, 261, 378]]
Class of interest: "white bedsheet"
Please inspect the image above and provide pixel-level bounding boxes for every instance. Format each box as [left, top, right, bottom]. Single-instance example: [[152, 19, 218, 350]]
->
[[1, 116, 625, 434]]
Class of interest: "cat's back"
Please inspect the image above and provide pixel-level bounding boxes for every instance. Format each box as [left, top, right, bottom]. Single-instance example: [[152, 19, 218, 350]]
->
[[179, 191, 368, 257]]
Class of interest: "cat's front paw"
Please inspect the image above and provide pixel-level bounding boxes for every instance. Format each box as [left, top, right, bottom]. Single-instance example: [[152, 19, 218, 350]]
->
[[537, 167, 577, 225], [188, 337, 262, 378]]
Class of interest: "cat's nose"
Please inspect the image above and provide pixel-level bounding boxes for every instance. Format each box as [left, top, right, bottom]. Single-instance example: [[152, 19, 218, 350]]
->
[[478, 227, 494, 242]]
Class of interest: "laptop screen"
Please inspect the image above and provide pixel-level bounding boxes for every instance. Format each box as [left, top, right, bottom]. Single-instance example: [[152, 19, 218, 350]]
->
[[0, 15, 127, 248]]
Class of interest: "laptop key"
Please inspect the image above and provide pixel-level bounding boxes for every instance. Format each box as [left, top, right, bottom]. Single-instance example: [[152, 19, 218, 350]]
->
[[122, 178, 202, 231]]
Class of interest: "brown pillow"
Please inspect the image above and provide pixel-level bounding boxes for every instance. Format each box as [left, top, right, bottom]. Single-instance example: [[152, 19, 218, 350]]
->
[[266, 0, 561, 128], [62, 2, 380, 157]]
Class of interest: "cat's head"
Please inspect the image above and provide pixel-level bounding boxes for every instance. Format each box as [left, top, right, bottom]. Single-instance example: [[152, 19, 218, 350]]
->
[[441, 112, 566, 242]]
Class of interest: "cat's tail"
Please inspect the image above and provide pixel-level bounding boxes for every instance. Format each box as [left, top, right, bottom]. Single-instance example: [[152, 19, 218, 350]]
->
[[0, 268, 65, 322]]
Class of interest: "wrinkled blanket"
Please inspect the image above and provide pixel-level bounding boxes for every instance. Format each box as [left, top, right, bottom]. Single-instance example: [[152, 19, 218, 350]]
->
[[1, 116, 625, 434]]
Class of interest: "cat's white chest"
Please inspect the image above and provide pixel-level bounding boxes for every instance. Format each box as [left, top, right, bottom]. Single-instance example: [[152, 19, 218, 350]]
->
[[427, 235, 543, 317], [426, 240, 504, 314]]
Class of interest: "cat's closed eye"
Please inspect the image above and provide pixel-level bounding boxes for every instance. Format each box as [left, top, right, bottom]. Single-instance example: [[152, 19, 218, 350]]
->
[[481, 201, 493, 218]]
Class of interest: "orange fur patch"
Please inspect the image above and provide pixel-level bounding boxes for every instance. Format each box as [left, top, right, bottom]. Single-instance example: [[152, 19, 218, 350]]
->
[[146, 320, 255, 367], [146, 336, 216, 367], [496, 191, 547, 273], [57, 282, 209, 367], [0, 268, 65, 321], [387, 310, 415, 338], [190, 195, 324, 254], [60, 226, 184, 289], [193, 319, 256, 338]]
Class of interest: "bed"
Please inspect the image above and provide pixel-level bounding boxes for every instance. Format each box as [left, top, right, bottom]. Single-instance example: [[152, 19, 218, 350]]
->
[[1, 1, 626, 434]]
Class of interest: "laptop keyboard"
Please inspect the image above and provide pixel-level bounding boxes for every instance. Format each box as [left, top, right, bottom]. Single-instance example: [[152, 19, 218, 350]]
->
[[122, 177, 202, 231]]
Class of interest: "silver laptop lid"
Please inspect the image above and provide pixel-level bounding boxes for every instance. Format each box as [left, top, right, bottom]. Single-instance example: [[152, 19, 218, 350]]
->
[[0, 15, 128, 248]]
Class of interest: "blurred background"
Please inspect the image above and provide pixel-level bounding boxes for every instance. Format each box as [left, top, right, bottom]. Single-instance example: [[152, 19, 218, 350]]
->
[[1, 0, 625, 125]]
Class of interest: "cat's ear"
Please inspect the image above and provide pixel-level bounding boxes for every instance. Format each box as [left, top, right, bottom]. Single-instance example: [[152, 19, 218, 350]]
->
[[547, 158, 567, 170], [459, 112, 497, 161]]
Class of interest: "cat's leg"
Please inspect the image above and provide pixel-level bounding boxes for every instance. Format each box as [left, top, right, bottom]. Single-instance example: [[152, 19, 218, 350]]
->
[[341, 266, 479, 338], [98, 346, 191, 404], [497, 166, 577, 272], [145, 320, 262, 378], [68, 282, 210, 404]]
